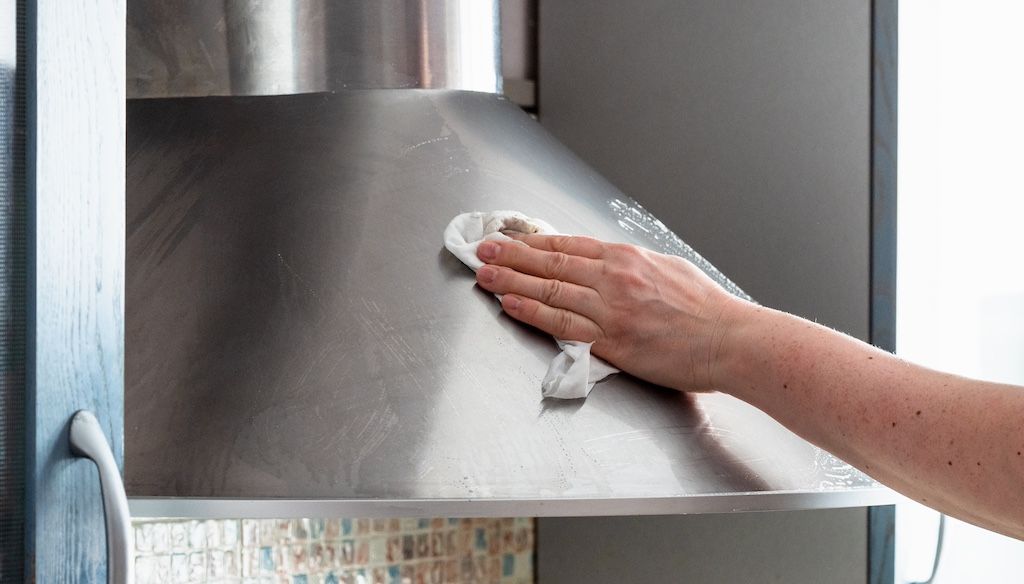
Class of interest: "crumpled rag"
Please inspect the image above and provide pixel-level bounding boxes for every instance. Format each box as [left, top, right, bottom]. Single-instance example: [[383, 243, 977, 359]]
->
[[443, 210, 619, 399]]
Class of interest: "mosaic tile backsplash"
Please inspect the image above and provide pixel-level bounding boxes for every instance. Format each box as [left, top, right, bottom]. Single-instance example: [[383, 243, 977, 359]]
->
[[131, 517, 535, 584]]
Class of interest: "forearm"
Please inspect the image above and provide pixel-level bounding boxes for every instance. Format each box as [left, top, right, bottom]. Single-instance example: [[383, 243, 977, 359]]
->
[[472, 233, 1024, 538], [716, 301, 1024, 539]]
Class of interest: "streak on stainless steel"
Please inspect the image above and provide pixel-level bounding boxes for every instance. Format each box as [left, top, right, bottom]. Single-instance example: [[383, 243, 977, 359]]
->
[[127, 0, 501, 98], [126, 90, 884, 514]]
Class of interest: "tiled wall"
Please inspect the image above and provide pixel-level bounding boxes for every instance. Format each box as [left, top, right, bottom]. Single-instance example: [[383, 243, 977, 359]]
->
[[132, 517, 535, 584]]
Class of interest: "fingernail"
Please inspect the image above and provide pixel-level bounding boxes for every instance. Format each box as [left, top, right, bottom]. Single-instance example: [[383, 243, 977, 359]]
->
[[478, 241, 498, 261], [477, 265, 496, 284], [504, 295, 521, 310]]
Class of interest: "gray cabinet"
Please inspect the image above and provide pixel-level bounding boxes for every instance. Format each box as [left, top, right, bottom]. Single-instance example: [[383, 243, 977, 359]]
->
[[537, 0, 894, 582]]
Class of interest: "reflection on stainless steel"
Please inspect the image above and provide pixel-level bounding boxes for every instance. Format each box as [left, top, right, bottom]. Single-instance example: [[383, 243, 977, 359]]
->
[[125, 90, 888, 513], [608, 198, 748, 300], [127, 0, 500, 98], [222, 0, 320, 96]]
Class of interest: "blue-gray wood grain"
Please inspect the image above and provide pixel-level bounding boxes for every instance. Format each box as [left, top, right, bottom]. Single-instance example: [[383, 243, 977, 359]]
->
[[24, 1, 125, 582]]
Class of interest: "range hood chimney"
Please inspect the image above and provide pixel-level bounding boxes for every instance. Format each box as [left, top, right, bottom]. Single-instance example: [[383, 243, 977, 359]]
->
[[125, 0, 886, 517], [128, 0, 501, 97]]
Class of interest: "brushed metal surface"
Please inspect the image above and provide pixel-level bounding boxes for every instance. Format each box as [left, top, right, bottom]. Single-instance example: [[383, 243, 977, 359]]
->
[[127, 0, 500, 98], [126, 90, 880, 509], [127, 490, 898, 519]]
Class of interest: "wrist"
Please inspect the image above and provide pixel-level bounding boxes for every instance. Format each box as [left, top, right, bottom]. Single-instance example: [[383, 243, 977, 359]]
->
[[708, 295, 767, 399]]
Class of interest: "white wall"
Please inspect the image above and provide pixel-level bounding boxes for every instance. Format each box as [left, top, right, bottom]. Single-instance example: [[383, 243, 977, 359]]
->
[[897, 2, 1024, 582]]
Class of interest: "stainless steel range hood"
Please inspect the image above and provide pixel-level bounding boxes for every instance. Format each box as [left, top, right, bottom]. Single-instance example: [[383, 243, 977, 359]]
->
[[125, 0, 891, 517]]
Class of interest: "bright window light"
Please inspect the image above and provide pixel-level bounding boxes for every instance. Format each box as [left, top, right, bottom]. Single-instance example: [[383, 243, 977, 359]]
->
[[897, 2, 1024, 582], [458, 0, 499, 92]]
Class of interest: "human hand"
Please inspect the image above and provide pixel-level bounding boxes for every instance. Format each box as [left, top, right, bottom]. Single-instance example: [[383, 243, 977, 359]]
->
[[474, 234, 748, 392]]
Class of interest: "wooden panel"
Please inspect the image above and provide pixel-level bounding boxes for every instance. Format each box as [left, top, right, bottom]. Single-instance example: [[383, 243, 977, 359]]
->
[[25, 0, 125, 582]]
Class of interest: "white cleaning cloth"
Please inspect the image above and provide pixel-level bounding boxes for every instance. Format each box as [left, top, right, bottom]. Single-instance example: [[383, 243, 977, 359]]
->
[[444, 211, 619, 399]]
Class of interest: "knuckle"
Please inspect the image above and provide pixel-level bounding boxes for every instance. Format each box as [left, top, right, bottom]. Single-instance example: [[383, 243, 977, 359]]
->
[[620, 244, 650, 264], [545, 251, 570, 278], [578, 236, 606, 257], [497, 241, 518, 262], [551, 236, 573, 253], [492, 266, 515, 289], [623, 270, 647, 289], [553, 309, 575, 336], [602, 312, 627, 338], [603, 243, 632, 265], [608, 266, 643, 288], [611, 242, 638, 257], [542, 278, 564, 305]]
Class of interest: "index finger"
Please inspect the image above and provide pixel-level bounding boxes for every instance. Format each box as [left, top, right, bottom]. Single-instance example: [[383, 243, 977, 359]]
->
[[504, 233, 607, 259], [477, 240, 603, 287]]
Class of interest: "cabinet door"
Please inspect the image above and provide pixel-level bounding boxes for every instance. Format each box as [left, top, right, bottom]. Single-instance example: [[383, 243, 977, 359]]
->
[[3, 1, 127, 582]]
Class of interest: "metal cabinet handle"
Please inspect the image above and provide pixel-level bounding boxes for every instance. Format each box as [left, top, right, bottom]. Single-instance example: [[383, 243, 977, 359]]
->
[[69, 410, 134, 584]]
